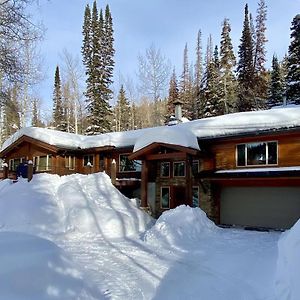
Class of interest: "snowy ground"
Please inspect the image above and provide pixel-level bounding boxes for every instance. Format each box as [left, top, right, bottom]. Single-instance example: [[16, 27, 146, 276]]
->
[[0, 172, 298, 300]]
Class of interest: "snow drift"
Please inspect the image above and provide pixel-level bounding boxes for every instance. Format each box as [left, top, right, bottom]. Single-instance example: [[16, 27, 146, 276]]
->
[[0, 172, 153, 238], [0, 231, 104, 300], [144, 205, 218, 250], [275, 219, 300, 300]]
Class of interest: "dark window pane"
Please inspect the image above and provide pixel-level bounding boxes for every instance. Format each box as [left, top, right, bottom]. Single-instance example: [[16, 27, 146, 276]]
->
[[174, 162, 185, 177], [84, 155, 93, 166], [192, 187, 199, 207], [161, 187, 170, 208], [161, 162, 170, 177], [237, 144, 246, 166], [247, 142, 266, 165], [268, 142, 277, 164], [192, 160, 199, 175]]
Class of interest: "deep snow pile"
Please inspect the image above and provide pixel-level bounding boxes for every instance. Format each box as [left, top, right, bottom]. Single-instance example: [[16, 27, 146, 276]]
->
[[0, 232, 104, 300], [144, 205, 219, 250], [0, 172, 153, 238], [275, 219, 300, 300]]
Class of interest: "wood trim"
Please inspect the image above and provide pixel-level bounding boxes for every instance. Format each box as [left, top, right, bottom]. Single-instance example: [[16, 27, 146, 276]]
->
[[129, 142, 199, 160], [1, 135, 59, 157], [147, 152, 187, 161]]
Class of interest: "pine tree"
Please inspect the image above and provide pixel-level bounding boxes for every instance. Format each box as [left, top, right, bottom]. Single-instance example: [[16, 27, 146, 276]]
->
[[236, 4, 255, 112], [286, 14, 300, 104], [114, 85, 131, 131], [179, 43, 190, 117], [166, 68, 179, 122], [194, 30, 203, 118], [52, 66, 67, 131], [203, 46, 222, 117], [219, 18, 237, 114], [267, 55, 284, 108], [82, 1, 114, 135], [253, 0, 268, 108]]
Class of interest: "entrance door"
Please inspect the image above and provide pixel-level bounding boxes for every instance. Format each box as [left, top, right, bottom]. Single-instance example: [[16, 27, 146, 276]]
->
[[172, 186, 189, 208]]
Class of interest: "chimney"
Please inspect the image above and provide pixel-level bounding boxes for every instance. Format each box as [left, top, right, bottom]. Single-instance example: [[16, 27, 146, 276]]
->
[[173, 99, 183, 122]]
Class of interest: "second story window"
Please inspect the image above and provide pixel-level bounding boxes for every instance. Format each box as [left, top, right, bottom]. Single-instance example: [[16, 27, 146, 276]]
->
[[237, 141, 278, 167], [173, 161, 185, 177], [161, 162, 170, 177]]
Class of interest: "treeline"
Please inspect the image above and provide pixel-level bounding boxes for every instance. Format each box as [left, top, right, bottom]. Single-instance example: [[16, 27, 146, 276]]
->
[[1, 0, 300, 140]]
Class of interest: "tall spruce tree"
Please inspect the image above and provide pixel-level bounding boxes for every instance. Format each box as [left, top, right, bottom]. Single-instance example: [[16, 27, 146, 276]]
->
[[203, 46, 222, 117], [194, 30, 203, 119], [166, 68, 179, 122], [286, 14, 300, 104], [52, 66, 67, 131], [236, 4, 255, 112], [179, 43, 190, 117], [82, 1, 114, 135], [219, 18, 237, 114], [267, 55, 284, 108], [114, 85, 131, 131], [253, 0, 268, 108]]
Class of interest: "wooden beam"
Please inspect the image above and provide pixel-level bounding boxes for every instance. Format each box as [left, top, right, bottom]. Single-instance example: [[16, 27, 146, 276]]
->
[[146, 152, 186, 161], [141, 160, 148, 207]]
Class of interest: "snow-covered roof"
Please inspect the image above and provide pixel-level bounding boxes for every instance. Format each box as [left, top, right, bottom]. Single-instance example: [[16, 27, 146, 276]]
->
[[2, 106, 300, 153]]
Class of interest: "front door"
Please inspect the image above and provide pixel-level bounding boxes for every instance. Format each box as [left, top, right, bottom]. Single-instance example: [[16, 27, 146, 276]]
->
[[172, 186, 189, 208]]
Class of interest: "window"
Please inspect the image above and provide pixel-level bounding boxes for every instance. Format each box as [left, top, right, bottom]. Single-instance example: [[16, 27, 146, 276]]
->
[[34, 155, 52, 171], [192, 186, 199, 207], [192, 160, 199, 175], [237, 141, 278, 167], [65, 156, 75, 170], [9, 158, 25, 171], [119, 154, 141, 172], [83, 155, 94, 167], [161, 162, 170, 177], [161, 187, 170, 209], [173, 161, 185, 177]]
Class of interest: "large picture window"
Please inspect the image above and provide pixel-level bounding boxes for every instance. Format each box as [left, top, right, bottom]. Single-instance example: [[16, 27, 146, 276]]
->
[[119, 154, 141, 172], [173, 161, 185, 177], [237, 141, 278, 167], [161, 187, 170, 209]]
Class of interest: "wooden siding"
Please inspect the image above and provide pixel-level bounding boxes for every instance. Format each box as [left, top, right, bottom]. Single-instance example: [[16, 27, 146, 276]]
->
[[210, 131, 300, 170]]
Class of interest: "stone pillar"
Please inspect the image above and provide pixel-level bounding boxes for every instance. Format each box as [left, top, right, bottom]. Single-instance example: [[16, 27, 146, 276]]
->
[[27, 160, 33, 182], [111, 159, 116, 185]]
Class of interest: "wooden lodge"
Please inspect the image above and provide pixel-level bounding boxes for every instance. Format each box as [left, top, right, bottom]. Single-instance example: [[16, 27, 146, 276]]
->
[[1, 106, 300, 230]]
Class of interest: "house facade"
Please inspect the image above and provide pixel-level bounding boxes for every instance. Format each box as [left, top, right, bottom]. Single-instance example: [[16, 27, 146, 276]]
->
[[1, 107, 300, 230]]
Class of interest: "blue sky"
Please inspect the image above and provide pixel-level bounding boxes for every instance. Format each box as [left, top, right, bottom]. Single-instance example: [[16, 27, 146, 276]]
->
[[33, 0, 299, 111]]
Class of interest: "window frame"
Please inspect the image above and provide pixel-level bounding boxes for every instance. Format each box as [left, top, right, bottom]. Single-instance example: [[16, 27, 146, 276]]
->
[[192, 186, 200, 208], [34, 155, 52, 171], [236, 141, 278, 167], [160, 186, 170, 209], [83, 155, 94, 167], [173, 161, 186, 177], [65, 155, 76, 170], [119, 154, 141, 173], [160, 162, 170, 178]]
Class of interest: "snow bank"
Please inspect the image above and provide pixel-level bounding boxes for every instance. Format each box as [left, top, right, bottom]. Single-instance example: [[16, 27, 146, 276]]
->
[[0, 231, 103, 300], [144, 205, 218, 250], [0, 172, 153, 238], [275, 219, 300, 300]]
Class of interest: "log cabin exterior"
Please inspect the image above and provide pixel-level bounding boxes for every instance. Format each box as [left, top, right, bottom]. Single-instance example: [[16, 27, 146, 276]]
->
[[1, 106, 300, 229]]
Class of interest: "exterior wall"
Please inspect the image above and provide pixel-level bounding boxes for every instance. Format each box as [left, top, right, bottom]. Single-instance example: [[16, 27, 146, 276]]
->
[[209, 132, 300, 170]]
